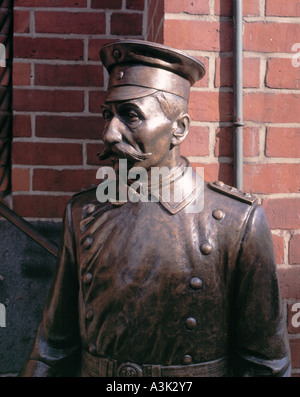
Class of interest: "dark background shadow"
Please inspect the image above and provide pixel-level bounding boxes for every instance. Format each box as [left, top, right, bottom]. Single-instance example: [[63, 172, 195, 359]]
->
[[0, 220, 61, 375]]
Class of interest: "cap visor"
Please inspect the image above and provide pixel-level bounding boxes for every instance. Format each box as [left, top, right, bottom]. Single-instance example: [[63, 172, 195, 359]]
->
[[105, 86, 158, 102]]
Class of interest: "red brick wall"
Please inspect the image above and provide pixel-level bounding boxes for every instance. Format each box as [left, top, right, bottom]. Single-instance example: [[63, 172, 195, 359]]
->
[[12, 0, 145, 218], [11, 0, 300, 375], [150, 0, 300, 376]]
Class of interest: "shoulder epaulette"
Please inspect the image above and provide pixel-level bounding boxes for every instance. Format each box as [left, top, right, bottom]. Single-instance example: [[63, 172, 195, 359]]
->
[[208, 181, 257, 205]]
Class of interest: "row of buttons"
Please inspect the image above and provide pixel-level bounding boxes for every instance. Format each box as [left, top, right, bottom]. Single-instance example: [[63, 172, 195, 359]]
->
[[183, 277, 202, 364], [184, 206, 223, 365], [81, 205, 225, 366]]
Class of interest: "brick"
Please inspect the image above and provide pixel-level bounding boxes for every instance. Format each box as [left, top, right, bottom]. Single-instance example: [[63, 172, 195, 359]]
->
[[35, 115, 104, 140], [272, 234, 285, 265], [215, 0, 260, 16], [12, 142, 83, 166], [147, 0, 164, 42], [215, 127, 260, 157], [244, 22, 300, 53], [278, 267, 300, 299], [86, 143, 104, 166], [243, 127, 260, 157], [35, 11, 106, 35], [180, 126, 210, 157], [13, 63, 31, 86], [91, 0, 122, 8], [11, 168, 30, 192], [110, 13, 143, 35], [164, 20, 232, 52], [244, 163, 300, 194], [13, 89, 84, 112], [13, 10, 30, 34], [33, 169, 98, 192], [151, 5, 165, 41], [263, 199, 300, 229], [88, 38, 116, 61], [189, 91, 233, 122], [290, 339, 300, 368], [193, 57, 209, 88], [13, 37, 84, 61], [13, 114, 31, 137], [35, 64, 103, 87], [13, 194, 71, 219], [288, 303, 300, 334], [192, 162, 234, 186], [266, 0, 300, 17], [215, 57, 260, 88], [89, 91, 107, 113], [126, 0, 144, 10], [164, 0, 210, 14], [290, 234, 300, 265], [14, 0, 86, 7], [148, 0, 164, 24], [266, 58, 300, 89], [266, 128, 300, 158], [244, 93, 300, 123]]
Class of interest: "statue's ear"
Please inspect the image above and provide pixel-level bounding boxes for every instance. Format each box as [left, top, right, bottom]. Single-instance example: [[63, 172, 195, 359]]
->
[[171, 113, 190, 146]]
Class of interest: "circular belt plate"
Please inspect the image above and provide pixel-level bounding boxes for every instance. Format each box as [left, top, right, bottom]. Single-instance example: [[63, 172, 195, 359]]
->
[[117, 363, 143, 377]]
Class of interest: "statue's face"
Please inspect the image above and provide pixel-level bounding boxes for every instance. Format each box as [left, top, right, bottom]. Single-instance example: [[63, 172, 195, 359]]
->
[[100, 94, 177, 171]]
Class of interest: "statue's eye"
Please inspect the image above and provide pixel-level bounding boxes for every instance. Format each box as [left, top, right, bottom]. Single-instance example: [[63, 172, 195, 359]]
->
[[127, 111, 139, 122], [102, 110, 113, 121]]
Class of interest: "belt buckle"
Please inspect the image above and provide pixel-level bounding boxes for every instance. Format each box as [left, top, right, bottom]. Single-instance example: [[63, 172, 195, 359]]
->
[[117, 362, 143, 377]]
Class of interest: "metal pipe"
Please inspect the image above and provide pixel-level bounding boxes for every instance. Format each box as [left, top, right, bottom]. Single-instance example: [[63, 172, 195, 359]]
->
[[0, 195, 58, 258], [233, 0, 244, 190]]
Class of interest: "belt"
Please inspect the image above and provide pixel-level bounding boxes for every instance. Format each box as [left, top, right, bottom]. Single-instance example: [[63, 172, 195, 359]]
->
[[81, 352, 228, 377]]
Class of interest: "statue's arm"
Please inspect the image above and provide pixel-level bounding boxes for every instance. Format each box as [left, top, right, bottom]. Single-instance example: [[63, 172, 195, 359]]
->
[[18, 201, 81, 377], [232, 204, 291, 377]]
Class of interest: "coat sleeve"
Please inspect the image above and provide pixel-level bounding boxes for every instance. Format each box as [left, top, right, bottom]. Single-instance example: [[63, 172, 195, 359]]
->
[[232, 204, 291, 377], [18, 200, 81, 377]]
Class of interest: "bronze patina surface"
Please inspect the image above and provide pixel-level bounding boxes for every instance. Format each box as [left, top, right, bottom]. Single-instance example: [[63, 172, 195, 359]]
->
[[18, 40, 291, 377]]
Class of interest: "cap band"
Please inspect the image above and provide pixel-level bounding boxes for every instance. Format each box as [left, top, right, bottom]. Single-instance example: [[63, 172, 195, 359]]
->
[[106, 64, 191, 102]]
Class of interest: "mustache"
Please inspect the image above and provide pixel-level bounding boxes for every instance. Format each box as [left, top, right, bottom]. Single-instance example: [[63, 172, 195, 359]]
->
[[97, 142, 152, 162]]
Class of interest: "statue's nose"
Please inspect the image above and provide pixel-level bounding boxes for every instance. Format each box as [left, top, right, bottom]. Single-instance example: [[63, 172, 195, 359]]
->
[[103, 117, 122, 144]]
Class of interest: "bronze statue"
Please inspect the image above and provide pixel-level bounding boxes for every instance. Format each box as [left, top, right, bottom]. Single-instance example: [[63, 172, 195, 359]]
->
[[18, 40, 291, 377]]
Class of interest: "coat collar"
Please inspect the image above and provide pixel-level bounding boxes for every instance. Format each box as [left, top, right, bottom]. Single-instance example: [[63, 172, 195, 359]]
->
[[109, 157, 204, 215]]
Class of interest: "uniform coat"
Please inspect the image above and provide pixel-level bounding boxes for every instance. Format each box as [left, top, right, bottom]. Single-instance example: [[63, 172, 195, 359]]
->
[[19, 164, 291, 377]]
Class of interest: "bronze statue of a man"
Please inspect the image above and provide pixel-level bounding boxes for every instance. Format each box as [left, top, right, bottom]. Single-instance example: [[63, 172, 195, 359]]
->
[[19, 40, 291, 377]]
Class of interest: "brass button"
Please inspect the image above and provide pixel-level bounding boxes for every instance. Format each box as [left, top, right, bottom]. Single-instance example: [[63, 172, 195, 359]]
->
[[189, 277, 203, 290], [83, 272, 93, 285], [214, 180, 224, 187], [88, 344, 96, 355], [113, 49, 121, 59], [183, 355, 193, 365], [83, 236, 93, 250], [116, 70, 124, 80], [85, 204, 95, 216], [85, 310, 94, 321], [200, 243, 212, 255], [212, 209, 224, 220], [185, 317, 197, 330]]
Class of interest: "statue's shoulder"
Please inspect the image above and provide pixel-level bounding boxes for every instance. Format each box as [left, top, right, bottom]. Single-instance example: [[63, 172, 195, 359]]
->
[[72, 185, 97, 201], [68, 186, 98, 213], [208, 181, 257, 205]]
